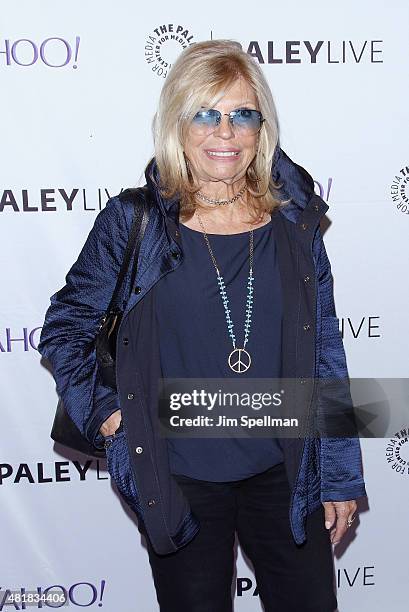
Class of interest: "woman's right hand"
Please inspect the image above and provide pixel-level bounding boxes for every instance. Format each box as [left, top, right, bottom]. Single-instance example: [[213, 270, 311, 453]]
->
[[99, 409, 122, 437]]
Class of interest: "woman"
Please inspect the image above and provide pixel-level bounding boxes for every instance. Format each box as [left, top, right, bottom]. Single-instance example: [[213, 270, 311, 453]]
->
[[38, 39, 367, 611]]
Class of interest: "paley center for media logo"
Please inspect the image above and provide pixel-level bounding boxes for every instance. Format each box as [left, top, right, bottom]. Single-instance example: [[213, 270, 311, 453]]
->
[[144, 24, 196, 79], [390, 165, 409, 216], [144, 29, 383, 79], [385, 427, 409, 476], [0, 36, 80, 68]]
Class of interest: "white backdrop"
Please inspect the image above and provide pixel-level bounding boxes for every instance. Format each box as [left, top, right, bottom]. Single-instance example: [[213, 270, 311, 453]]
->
[[1, 1, 409, 610]]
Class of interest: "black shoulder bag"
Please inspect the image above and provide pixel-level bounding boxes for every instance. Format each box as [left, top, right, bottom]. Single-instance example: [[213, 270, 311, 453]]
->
[[50, 188, 151, 458]]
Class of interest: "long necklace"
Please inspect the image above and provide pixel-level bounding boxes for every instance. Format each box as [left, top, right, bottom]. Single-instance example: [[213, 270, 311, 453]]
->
[[195, 184, 247, 206], [196, 212, 254, 373]]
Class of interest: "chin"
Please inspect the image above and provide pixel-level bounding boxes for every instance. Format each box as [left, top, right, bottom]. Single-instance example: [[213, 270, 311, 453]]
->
[[203, 167, 245, 182]]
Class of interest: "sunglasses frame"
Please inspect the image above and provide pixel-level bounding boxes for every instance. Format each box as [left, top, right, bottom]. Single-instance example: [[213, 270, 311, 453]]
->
[[191, 108, 265, 133]]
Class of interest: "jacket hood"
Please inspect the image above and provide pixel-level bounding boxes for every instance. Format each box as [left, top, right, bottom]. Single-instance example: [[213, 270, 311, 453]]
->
[[144, 145, 316, 219]]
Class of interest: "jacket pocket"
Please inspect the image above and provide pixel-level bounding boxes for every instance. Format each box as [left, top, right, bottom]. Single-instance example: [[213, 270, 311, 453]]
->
[[105, 431, 143, 517]]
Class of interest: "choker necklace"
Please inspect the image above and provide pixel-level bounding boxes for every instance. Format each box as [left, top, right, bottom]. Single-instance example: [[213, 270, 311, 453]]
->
[[195, 184, 247, 206], [196, 211, 254, 373]]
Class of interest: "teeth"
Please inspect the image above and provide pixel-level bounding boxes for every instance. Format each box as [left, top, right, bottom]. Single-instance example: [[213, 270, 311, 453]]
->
[[207, 151, 239, 157]]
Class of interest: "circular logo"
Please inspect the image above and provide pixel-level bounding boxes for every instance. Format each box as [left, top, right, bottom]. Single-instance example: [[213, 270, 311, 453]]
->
[[144, 24, 196, 79], [390, 166, 409, 215], [228, 348, 252, 373], [385, 427, 409, 476]]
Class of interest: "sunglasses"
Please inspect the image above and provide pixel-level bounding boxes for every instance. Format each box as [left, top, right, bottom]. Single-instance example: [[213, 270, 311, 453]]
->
[[190, 108, 265, 136]]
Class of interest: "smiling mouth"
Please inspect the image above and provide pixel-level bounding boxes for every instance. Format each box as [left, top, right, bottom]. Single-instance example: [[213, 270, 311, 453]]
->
[[205, 151, 240, 157]]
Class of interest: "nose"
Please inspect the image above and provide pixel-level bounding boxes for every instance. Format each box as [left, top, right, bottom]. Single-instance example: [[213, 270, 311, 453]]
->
[[213, 114, 235, 139]]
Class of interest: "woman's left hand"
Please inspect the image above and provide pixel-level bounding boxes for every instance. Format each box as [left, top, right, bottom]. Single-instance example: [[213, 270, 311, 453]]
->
[[322, 500, 357, 545]]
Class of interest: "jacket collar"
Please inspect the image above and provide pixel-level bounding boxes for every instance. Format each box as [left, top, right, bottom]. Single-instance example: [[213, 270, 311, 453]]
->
[[144, 145, 316, 223]]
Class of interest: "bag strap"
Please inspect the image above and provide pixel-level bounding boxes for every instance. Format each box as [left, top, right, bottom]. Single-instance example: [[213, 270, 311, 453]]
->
[[128, 186, 151, 300], [106, 187, 151, 314]]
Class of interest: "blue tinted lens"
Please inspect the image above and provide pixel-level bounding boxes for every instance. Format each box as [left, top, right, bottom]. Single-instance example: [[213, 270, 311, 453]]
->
[[233, 109, 262, 131], [192, 109, 220, 127]]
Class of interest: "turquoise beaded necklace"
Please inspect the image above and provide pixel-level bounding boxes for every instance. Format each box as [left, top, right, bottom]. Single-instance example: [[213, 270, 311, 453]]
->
[[196, 212, 254, 374]]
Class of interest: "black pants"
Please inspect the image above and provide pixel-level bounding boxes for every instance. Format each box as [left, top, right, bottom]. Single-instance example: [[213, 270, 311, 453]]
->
[[139, 462, 337, 612]]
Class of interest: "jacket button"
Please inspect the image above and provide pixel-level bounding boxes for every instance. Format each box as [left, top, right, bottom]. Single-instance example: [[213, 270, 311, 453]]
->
[[134, 286, 142, 294], [135, 446, 143, 454], [171, 250, 180, 260], [148, 499, 156, 507], [313, 204, 320, 211], [127, 393, 134, 400], [123, 337, 129, 345], [301, 223, 308, 230], [303, 275, 310, 283], [175, 230, 180, 238], [300, 378, 307, 384], [303, 323, 311, 331]]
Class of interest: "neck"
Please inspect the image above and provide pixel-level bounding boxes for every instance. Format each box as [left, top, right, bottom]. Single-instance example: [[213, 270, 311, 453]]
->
[[197, 184, 247, 205], [194, 197, 253, 225], [195, 177, 247, 203]]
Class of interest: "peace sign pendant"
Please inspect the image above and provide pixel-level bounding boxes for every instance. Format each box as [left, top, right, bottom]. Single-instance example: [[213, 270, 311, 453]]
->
[[228, 348, 252, 373]]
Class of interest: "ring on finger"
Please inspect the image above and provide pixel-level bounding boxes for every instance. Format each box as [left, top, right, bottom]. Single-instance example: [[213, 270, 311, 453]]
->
[[346, 514, 356, 528]]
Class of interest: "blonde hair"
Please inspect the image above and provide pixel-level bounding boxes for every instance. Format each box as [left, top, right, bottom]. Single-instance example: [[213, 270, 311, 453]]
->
[[149, 39, 285, 222]]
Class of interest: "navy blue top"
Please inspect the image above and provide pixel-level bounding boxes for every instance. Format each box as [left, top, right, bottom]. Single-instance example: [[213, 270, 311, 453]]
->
[[155, 216, 284, 481]]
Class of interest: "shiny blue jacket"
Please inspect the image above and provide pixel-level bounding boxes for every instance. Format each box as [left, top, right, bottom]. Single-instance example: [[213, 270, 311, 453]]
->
[[38, 146, 367, 555]]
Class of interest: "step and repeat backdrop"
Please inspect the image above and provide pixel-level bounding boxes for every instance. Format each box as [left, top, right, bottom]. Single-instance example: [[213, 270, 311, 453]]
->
[[1, 1, 408, 610]]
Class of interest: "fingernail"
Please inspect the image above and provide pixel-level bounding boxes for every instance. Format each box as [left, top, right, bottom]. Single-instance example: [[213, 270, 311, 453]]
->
[[325, 521, 332, 529]]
